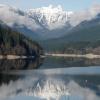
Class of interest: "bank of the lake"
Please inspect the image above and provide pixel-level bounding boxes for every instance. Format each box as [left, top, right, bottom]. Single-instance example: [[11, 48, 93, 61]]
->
[[0, 55, 35, 60], [45, 53, 100, 59]]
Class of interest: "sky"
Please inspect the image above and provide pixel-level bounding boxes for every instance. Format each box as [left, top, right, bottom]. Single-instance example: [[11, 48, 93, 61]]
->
[[0, 0, 100, 11]]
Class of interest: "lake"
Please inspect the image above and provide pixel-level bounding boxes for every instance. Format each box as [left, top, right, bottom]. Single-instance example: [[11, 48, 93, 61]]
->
[[0, 57, 100, 100]]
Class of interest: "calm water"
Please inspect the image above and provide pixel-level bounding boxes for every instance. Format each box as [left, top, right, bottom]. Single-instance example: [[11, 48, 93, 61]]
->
[[0, 57, 100, 100]]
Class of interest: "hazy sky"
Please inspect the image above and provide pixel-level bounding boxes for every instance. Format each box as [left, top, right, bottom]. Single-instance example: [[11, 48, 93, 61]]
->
[[0, 0, 100, 11]]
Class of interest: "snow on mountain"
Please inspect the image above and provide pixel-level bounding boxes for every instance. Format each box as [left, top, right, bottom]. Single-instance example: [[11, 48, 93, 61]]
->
[[28, 5, 73, 30], [0, 4, 100, 40], [28, 4, 100, 29]]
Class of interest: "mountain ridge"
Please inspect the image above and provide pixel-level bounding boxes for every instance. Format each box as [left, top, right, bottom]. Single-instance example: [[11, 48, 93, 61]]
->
[[0, 4, 100, 40], [28, 5, 73, 30]]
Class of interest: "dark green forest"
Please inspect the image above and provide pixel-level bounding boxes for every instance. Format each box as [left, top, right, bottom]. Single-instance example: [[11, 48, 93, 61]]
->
[[0, 23, 43, 56]]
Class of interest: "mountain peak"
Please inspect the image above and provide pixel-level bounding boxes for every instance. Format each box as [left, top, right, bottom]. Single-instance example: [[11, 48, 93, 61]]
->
[[29, 5, 64, 13], [40, 4, 63, 12], [28, 5, 73, 30]]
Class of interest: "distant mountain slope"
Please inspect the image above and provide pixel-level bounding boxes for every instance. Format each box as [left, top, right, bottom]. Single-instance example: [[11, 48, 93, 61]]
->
[[57, 14, 100, 42], [0, 21, 43, 56], [41, 14, 100, 52]]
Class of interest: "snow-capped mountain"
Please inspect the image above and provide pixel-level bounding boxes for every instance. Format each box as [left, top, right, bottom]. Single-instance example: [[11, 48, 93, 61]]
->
[[0, 4, 100, 40], [28, 5, 73, 30], [28, 5, 74, 39], [0, 4, 74, 39]]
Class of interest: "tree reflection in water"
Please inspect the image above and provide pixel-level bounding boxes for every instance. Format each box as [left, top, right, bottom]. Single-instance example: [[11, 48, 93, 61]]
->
[[0, 57, 44, 71]]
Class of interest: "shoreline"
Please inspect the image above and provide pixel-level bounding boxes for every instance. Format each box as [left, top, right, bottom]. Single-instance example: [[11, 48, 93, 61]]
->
[[1, 53, 100, 59], [0, 55, 34, 60], [45, 53, 100, 59]]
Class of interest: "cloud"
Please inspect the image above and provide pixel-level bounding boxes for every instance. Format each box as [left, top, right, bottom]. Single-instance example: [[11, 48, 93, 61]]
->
[[0, 4, 41, 30], [70, 4, 100, 26], [0, 3, 100, 35]]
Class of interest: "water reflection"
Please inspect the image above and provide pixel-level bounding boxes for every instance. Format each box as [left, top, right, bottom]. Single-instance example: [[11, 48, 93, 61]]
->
[[0, 57, 44, 71], [0, 57, 100, 100], [0, 70, 100, 100], [1, 57, 100, 70], [40, 57, 100, 69]]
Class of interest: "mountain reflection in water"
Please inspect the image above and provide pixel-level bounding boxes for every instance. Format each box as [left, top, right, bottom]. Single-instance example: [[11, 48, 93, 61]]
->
[[0, 68, 100, 100], [0, 57, 100, 100], [1, 57, 100, 70]]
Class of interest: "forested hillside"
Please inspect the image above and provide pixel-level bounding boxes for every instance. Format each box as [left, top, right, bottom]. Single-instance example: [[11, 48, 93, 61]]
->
[[0, 22, 43, 56], [41, 20, 100, 54]]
